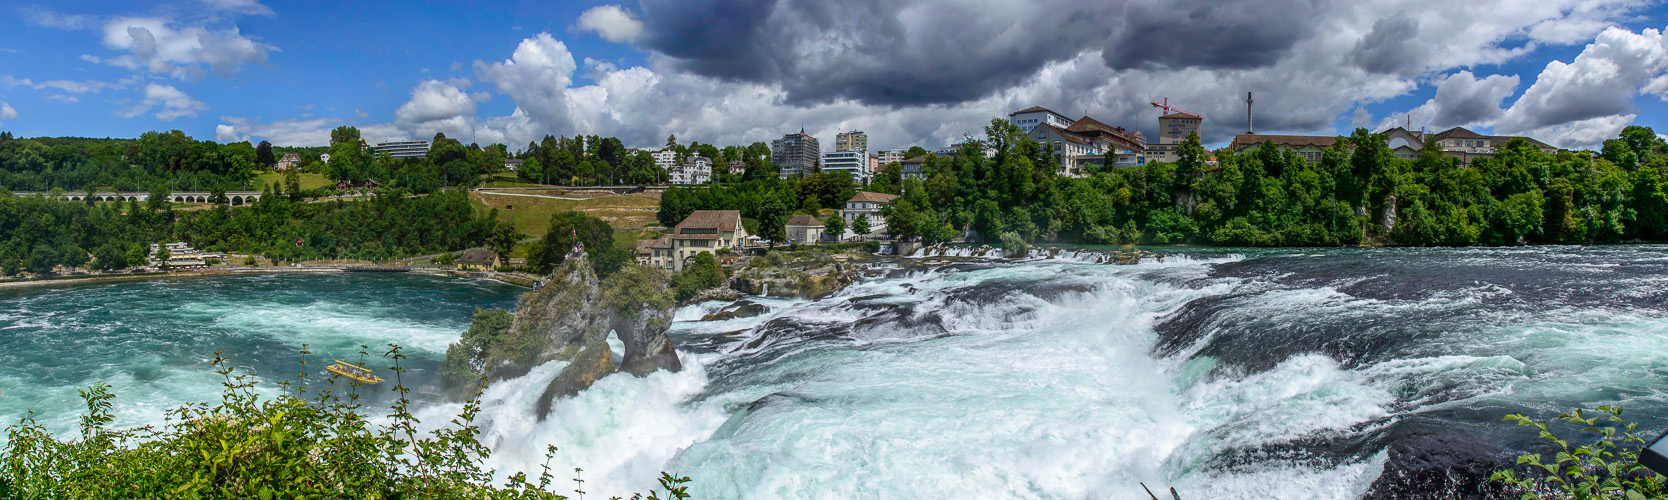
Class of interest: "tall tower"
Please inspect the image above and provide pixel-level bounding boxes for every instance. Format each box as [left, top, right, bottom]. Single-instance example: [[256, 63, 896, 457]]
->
[[1245, 92, 1254, 134]]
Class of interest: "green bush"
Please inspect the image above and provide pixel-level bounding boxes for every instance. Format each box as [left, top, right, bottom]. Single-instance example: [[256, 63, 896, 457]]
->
[[671, 253, 726, 302], [1492, 405, 1668, 499], [0, 345, 692, 499], [999, 231, 1029, 259]]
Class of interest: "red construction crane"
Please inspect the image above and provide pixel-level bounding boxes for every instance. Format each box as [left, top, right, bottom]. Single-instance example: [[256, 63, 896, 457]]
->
[[1150, 98, 1201, 118]]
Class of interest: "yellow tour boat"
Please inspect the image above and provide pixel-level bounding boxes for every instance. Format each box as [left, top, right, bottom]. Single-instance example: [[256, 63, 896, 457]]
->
[[326, 360, 384, 384]]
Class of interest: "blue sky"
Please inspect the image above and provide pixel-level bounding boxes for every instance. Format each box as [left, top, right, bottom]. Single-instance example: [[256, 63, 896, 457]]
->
[[3, 0, 1668, 152]]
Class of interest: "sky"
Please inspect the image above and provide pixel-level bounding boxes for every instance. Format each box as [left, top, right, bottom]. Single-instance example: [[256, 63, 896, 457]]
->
[[3, 0, 1668, 153]]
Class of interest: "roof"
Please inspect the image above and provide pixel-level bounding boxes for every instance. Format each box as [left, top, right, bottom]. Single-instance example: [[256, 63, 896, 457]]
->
[[900, 155, 928, 164], [634, 239, 654, 255], [786, 214, 822, 227], [650, 235, 673, 249], [280, 153, 300, 160], [457, 248, 498, 265], [504, 159, 524, 164], [1431, 127, 1486, 139], [1161, 111, 1203, 120], [673, 210, 742, 239], [1010, 106, 1062, 116], [1230, 134, 1337, 150], [1040, 124, 1091, 146], [848, 191, 899, 204]]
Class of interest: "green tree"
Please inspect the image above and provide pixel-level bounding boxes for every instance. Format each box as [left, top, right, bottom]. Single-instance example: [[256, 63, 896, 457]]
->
[[670, 252, 726, 302], [852, 214, 871, 239], [153, 245, 170, 269], [92, 244, 127, 271], [27, 244, 58, 274], [824, 213, 846, 240], [255, 140, 275, 170]]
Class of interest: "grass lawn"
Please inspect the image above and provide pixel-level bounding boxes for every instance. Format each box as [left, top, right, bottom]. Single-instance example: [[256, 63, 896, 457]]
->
[[255, 171, 331, 191], [478, 174, 550, 188], [471, 191, 662, 237]]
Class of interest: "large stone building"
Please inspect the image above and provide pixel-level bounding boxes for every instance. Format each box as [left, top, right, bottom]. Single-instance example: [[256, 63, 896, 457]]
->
[[670, 210, 748, 272], [835, 130, 868, 155], [1022, 113, 1148, 176], [772, 130, 820, 178], [372, 140, 431, 159], [1145, 111, 1204, 164], [1228, 126, 1559, 166]]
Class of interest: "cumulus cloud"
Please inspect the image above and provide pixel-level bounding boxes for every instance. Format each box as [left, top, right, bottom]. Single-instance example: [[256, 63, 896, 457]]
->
[[0, 101, 16, 123], [97, 17, 274, 79], [394, 79, 485, 129], [576, 5, 644, 43], [123, 83, 208, 120], [364, 0, 1656, 153], [218, 116, 340, 146], [1495, 26, 1668, 137]]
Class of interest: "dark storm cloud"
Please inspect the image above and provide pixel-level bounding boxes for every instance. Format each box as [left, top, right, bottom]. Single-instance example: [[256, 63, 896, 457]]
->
[[1349, 14, 1424, 75], [1100, 0, 1321, 71], [640, 0, 1121, 106]]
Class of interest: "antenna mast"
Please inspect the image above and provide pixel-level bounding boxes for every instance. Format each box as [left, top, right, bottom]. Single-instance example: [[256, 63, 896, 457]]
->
[[1245, 92, 1254, 134]]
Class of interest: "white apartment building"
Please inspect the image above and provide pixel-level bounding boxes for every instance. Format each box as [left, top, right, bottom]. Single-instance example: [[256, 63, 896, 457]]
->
[[820, 150, 868, 182], [669, 156, 713, 185], [876, 149, 907, 166], [1008, 106, 1074, 133], [652, 149, 678, 170], [373, 140, 430, 159]]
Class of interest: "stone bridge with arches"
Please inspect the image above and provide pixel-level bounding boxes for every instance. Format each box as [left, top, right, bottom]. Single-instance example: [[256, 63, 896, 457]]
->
[[12, 191, 268, 205]]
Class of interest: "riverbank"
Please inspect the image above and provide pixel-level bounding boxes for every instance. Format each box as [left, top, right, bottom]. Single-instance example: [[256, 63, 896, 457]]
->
[[0, 265, 542, 290]]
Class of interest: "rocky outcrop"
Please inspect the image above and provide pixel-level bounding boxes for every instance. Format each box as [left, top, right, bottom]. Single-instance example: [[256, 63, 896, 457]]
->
[[730, 254, 865, 299], [464, 260, 679, 418], [700, 301, 769, 321]]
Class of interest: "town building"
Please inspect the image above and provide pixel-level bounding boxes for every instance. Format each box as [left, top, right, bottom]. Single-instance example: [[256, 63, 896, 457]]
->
[[1145, 111, 1204, 164], [1008, 106, 1074, 133], [842, 191, 899, 236], [868, 154, 880, 174], [504, 159, 523, 171], [1030, 125, 1103, 175], [669, 157, 713, 185], [819, 150, 868, 182], [900, 156, 928, 180], [647, 235, 680, 271], [728, 160, 746, 175], [276, 153, 302, 170], [772, 130, 820, 178], [151, 242, 224, 269], [1227, 126, 1559, 166], [373, 140, 431, 160], [786, 214, 826, 245], [835, 130, 868, 155], [670, 210, 748, 272], [320, 153, 332, 164], [652, 149, 678, 170], [875, 149, 908, 165], [456, 248, 501, 271]]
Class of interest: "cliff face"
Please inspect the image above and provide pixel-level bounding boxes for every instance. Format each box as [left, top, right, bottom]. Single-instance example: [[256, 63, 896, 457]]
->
[[467, 261, 679, 418]]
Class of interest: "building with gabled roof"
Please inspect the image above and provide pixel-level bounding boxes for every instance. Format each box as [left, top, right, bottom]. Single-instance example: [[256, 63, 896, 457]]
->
[[786, 214, 826, 245], [842, 191, 900, 237], [1008, 106, 1074, 133], [670, 210, 748, 271]]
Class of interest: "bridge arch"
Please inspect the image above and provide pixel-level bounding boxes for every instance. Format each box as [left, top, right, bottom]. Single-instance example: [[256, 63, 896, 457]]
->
[[231, 196, 243, 206]]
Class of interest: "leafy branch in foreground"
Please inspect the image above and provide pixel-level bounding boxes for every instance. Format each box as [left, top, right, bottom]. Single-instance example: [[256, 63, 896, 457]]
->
[[0, 344, 692, 499], [1492, 405, 1668, 499]]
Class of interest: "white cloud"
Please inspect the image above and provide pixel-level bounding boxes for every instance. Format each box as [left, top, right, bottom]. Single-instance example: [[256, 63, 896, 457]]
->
[[45, 95, 78, 103], [575, 5, 644, 43], [215, 123, 243, 142], [36, 79, 120, 93], [1511, 113, 1635, 149], [475, 33, 579, 132], [394, 79, 484, 128], [355, 108, 369, 119], [98, 17, 275, 80], [123, 83, 208, 121], [218, 116, 340, 146], [20, 7, 96, 30], [1496, 26, 1668, 137], [0, 101, 17, 123], [198, 0, 275, 17]]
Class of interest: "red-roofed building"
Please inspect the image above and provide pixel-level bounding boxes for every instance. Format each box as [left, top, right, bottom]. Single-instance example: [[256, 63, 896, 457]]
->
[[670, 210, 748, 271]]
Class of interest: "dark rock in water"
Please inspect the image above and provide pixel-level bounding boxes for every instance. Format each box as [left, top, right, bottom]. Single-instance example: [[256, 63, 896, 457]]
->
[[458, 261, 680, 417], [729, 301, 769, 318], [536, 340, 615, 418], [701, 310, 737, 322], [1361, 428, 1515, 499]]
